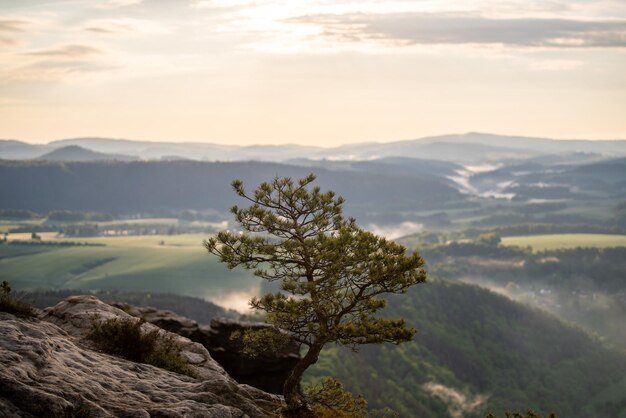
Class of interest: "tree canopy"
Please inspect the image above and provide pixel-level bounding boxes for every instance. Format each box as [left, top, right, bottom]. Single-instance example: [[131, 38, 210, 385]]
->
[[205, 174, 427, 413]]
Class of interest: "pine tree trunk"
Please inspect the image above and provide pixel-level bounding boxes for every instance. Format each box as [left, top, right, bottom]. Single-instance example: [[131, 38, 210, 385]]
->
[[283, 343, 323, 413]]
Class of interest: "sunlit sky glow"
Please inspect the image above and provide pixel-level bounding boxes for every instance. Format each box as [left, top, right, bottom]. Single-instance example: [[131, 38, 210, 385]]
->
[[1, 0, 625, 146]]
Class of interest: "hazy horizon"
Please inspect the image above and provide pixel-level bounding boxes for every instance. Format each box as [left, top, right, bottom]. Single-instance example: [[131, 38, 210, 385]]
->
[[5, 130, 626, 147]]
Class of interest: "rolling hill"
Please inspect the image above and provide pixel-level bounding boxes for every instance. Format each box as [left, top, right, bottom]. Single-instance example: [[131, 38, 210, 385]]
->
[[309, 280, 626, 418], [285, 156, 463, 181], [0, 159, 467, 221], [38, 145, 137, 162], [3, 133, 625, 163], [0, 140, 46, 159]]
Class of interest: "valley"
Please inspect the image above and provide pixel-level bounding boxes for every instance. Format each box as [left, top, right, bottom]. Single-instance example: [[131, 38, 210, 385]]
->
[[2, 132, 626, 417]]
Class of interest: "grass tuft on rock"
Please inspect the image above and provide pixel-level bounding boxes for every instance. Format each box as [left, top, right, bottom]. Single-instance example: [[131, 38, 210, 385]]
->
[[0, 280, 37, 317], [87, 316, 196, 377]]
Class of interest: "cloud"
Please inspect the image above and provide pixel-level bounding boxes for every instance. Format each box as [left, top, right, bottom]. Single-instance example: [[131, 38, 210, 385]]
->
[[0, 18, 29, 46], [530, 59, 583, 71], [0, 19, 28, 33], [85, 24, 133, 35], [6, 60, 120, 82], [96, 0, 143, 9], [23, 44, 102, 58], [192, 0, 255, 8], [288, 13, 626, 48], [7, 44, 111, 82], [81, 18, 169, 36]]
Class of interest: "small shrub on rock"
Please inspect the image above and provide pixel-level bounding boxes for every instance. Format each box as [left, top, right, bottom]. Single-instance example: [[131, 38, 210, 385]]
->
[[87, 316, 196, 377], [144, 339, 194, 377], [0, 280, 36, 317]]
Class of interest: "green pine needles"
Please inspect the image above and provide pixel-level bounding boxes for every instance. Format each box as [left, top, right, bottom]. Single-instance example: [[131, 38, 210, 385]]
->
[[204, 174, 427, 414]]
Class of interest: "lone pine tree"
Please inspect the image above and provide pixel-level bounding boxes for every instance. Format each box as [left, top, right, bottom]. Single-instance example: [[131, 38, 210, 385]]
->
[[204, 174, 427, 414]]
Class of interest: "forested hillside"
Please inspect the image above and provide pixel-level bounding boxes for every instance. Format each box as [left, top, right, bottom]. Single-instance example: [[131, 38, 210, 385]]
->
[[406, 240, 626, 347], [308, 280, 626, 418], [0, 160, 465, 221]]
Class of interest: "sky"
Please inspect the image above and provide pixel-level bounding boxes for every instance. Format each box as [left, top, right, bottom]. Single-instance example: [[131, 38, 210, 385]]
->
[[1, 0, 625, 146]]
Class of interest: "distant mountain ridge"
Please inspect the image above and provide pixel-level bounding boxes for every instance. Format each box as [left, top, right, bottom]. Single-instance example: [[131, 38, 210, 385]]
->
[[0, 139, 47, 159], [38, 145, 137, 162], [2, 132, 625, 163]]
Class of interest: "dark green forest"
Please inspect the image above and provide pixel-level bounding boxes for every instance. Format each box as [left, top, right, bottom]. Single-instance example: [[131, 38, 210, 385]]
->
[[398, 239, 626, 347], [0, 160, 464, 221], [307, 281, 626, 418]]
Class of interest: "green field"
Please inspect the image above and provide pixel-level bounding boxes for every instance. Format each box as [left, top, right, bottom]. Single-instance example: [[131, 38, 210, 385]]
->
[[501, 233, 626, 252], [0, 234, 259, 312], [6, 232, 626, 311]]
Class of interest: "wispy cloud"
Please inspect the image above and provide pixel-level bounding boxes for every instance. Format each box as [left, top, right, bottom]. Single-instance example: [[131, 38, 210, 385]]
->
[[81, 18, 169, 36], [530, 59, 583, 71], [0, 18, 29, 46], [5, 44, 111, 82], [0, 18, 28, 32], [85, 24, 133, 35], [23, 44, 102, 58], [0, 35, 15, 46], [96, 0, 143, 9], [10, 60, 119, 81], [288, 13, 626, 48], [193, 0, 255, 9]]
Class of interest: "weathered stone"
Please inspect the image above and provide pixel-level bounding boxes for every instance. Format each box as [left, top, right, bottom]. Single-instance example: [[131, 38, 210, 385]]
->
[[0, 296, 282, 418], [109, 301, 213, 347]]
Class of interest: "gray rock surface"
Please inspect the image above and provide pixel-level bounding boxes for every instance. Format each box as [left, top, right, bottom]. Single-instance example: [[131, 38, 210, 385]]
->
[[109, 302, 213, 348], [0, 295, 282, 417]]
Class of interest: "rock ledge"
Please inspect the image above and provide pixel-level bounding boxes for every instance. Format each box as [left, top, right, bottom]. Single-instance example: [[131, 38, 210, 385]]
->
[[0, 295, 282, 418]]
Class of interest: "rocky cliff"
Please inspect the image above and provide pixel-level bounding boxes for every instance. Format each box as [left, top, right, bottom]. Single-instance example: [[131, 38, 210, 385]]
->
[[109, 302, 301, 395], [0, 295, 282, 418]]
